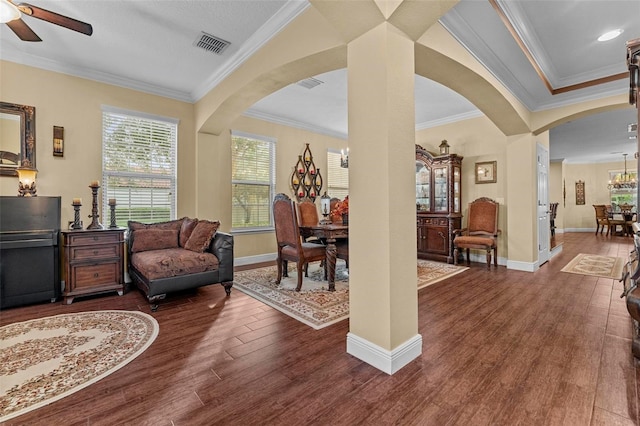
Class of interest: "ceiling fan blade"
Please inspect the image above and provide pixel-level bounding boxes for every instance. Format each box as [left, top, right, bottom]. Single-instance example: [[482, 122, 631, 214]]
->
[[6, 18, 41, 42], [17, 3, 93, 36]]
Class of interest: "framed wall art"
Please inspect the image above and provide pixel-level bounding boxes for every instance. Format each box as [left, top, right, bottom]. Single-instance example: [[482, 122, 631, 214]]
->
[[575, 180, 585, 205], [475, 161, 497, 184]]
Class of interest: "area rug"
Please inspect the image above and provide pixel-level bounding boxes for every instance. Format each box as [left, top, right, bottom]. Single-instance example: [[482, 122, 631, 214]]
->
[[233, 260, 468, 329], [561, 253, 626, 279], [0, 310, 159, 422]]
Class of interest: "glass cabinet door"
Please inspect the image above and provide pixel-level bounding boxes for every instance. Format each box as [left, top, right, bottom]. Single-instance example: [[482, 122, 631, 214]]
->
[[453, 166, 461, 213], [433, 167, 448, 212], [416, 161, 430, 211]]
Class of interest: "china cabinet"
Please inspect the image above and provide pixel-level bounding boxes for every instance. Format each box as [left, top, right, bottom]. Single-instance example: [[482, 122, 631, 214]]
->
[[415, 144, 463, 263]]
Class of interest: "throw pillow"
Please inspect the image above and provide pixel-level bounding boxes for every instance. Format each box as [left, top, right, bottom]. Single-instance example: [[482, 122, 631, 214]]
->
[[184, 220, 220, 253], [128, 218, 185, 232], [131, 229, 180, 253], [179, 217, 199, 247]]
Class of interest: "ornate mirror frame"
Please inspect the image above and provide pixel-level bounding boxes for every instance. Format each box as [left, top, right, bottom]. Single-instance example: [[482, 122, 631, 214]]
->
[[0, 101, 36, 177]]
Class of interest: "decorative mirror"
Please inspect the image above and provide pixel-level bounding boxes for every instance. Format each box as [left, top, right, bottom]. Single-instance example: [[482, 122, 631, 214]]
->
[[0, 102, 36, 177]]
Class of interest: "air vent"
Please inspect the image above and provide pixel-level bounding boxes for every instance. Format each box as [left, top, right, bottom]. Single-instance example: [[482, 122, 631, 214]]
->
[[629, 123, 638, 132], [297, 77, 324, 89], [194, 32, 231, 55]]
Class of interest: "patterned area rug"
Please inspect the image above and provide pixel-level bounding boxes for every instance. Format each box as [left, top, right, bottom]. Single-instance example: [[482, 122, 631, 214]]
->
[[561, 253, 626, 279], [233, 260, 468, 329], [0, 310, 159, 422]]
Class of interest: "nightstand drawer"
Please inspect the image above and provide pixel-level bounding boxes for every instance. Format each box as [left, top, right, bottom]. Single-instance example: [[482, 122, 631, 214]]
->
[[66, 232, 122, 246], [70, 244, 119, 261], [72, 263, 119, 288]]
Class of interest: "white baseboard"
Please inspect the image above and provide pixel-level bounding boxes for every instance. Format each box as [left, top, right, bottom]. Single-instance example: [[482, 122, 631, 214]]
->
[[346, 332, 422, 375], [506, 259, 537, 272]]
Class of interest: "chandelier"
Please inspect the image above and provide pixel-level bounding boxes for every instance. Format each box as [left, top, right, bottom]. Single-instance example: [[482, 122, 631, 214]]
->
[[608, 153, 637, 190]]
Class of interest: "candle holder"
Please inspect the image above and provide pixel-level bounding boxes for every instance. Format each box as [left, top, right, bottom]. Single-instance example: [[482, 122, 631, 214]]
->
[[87, 182, 103, 230], [108, 199, 118, 229], [71, 201, 83, 230]]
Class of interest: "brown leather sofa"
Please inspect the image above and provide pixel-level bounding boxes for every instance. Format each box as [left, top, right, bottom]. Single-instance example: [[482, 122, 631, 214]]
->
[[127, 217, 234, 311]]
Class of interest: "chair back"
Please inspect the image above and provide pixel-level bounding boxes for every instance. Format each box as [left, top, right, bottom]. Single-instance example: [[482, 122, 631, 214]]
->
[[467, 197, 499, 236], [549, 202, 559, 220], [273, 195, 302, 250], [593, 204, 608, 220], [297, 199, 319, 227], [330, 197, 342, 223]]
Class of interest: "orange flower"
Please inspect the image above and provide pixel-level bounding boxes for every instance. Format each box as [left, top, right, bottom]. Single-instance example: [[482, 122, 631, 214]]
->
[[331, 196, 349, 216]]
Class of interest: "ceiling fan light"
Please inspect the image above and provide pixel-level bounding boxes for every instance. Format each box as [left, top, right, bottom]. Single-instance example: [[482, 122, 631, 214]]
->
[[597, 29, 623, 42], [0, 0, 21, 23]]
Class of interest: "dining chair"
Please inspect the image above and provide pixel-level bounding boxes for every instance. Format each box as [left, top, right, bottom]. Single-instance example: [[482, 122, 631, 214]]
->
[[273, 194, 326, 291], [453, 197, 501, 269], [549, 202, 559, 236], [297, 199, 323, 244], [593, 204, 610, 235]]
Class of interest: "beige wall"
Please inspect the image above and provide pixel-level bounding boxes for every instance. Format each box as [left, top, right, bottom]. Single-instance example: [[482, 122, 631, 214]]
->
[[562, 160, 636, 230], [416, 115, 509, 260], [228, 115, 347, 259], [0, 61, 196, 227]]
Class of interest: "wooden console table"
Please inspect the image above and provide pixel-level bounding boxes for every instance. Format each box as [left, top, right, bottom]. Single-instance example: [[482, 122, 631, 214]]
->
[[61, 228, 125, 304]]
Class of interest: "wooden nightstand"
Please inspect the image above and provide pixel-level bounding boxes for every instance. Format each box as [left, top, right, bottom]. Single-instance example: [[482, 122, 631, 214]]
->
[[61, 228, 125, 304]]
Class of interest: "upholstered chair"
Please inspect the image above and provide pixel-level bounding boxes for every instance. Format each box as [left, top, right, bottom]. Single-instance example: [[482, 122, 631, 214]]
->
[[297, 199, 322, 244], [273, 194, 326, 291], [453, 197, 501, 269]]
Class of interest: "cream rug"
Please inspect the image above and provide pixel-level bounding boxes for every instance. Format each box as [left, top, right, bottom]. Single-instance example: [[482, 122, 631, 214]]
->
[[561, 253, 626, 279], [0, 310, 159, 422], [233, 260, 468, 329]]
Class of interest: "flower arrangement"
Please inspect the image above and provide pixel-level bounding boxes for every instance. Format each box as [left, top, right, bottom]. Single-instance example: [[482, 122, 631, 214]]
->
[[331, 196, 349, 216]]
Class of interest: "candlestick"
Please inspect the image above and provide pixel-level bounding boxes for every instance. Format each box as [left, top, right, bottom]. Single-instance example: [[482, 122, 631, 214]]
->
[[71, 201, 83, 230], [109, 202, 118, 229], [87, 183, 103, 230]]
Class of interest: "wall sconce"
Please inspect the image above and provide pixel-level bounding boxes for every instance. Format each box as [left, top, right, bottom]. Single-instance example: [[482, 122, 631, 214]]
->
[[53, 126, 64, 157], [320, 191, 331, 224], [340, 148, 349, 168], [17, 166, 38, 197], [439, 139, 450, 155]]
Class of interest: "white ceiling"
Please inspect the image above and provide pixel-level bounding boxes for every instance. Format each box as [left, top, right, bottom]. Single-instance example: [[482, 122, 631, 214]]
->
[[1, 0, 638, 163]]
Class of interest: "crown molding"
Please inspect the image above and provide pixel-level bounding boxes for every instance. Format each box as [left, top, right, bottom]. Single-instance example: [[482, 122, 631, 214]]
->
[[243, 109, 347, 140], [1, 52, 192, 102]]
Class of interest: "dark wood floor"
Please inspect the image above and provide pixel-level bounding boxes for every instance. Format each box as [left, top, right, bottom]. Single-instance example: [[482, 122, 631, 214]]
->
[[1, 232, 639, 425]]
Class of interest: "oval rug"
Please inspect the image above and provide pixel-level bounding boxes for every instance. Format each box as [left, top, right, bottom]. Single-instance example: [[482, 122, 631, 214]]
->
[[0, 310, 159, 422]]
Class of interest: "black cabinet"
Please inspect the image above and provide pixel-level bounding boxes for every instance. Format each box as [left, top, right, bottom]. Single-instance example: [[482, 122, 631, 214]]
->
[[0, 196, 61, 308]]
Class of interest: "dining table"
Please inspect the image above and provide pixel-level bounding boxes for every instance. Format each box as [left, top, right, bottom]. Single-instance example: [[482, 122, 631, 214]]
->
[[299, 223, 348, 291]]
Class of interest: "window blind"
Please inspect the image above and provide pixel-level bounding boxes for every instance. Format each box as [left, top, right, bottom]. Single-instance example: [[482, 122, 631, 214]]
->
[[231, 131, 276, 230], [102, 107, 177, 226], [327, 150, 349, 200]]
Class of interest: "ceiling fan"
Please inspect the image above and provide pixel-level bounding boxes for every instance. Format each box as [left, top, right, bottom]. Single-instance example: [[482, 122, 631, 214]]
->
[[0, 0, 92, 42]]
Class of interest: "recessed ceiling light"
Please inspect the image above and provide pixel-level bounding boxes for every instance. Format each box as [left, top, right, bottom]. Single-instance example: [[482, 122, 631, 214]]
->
[[598, 29, 623, 42]]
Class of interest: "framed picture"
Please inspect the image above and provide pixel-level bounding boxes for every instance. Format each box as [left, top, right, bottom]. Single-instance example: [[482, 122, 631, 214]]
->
[[475, 161, 497, 184], [575, 180, 585, 205]]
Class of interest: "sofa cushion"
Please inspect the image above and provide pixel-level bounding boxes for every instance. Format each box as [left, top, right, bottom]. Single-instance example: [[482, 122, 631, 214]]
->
[[131, 248, 220, 280], [131, 229, 179, 253], [128, 218, 185, 232], [180, 217, 199, 248], [184, 220, 220, 252]]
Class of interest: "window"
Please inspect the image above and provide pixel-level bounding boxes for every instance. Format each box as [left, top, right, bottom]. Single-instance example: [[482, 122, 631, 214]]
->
[[231, 131, 276, 231], [608, 169, 638, 211], [102, 106, 178, 227], [327, 149, 349, 200]]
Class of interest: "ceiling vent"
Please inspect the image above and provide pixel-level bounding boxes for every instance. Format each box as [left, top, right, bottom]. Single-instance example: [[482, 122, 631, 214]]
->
[[297, 77, 324, 89], [194, 32, 231, 55]]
